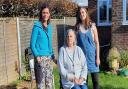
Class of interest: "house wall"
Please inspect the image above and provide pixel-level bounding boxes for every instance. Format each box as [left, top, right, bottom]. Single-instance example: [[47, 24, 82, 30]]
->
[[112, 0, 128, 50]]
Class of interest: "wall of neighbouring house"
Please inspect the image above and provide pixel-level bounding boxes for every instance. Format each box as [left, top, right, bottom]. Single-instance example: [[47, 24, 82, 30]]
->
[[112, 0, 128, 50]]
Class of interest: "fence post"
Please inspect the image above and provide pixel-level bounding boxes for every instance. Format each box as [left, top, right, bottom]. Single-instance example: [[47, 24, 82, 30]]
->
[[64, 17, 66, 39], [3, 18, 8, 84], [16, 17, 22, 79]]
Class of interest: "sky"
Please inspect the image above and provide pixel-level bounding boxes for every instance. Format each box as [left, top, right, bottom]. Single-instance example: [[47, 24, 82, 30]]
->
[[71, 0, 88, 6]]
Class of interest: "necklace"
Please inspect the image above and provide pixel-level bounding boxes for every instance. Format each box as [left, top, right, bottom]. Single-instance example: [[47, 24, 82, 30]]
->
[[66, 46, 76, 61]]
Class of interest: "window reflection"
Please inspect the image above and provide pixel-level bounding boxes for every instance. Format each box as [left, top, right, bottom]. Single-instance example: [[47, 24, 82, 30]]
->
[[98, 0, 112, 24], [100, 1, 107, 22], [126, 0, 128, 20], [109, 0, 112, 22]]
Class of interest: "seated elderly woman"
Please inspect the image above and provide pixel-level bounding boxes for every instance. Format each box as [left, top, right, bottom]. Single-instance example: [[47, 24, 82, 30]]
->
[[57, 29, 88, 89]]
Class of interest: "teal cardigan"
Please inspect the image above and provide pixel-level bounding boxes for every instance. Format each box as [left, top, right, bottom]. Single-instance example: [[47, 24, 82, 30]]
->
[[30, 21, 54, 57]]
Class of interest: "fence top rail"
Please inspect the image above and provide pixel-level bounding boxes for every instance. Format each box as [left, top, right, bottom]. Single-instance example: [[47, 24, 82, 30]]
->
[[0, 17, 37, 21], [0, 17, 76, 21], [0, 17, 15, 21]]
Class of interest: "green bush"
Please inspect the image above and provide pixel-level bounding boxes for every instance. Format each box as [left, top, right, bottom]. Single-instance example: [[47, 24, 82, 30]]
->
[[0, 0, 78, 18], [119, 50, 128, 68], [22, 56, 30, 72], [21, 71, 31, 81], [21, 55, 31, 81]]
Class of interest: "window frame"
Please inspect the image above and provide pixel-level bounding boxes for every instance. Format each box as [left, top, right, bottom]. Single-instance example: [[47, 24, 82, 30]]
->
[[123, 0, 128, 25], [97, 0, 112, 26]]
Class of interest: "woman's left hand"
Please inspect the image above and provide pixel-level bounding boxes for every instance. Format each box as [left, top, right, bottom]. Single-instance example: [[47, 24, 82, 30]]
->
[[53, 59, 57, 64], [96, 58, 100, 66], [51, 54, 57, 64]]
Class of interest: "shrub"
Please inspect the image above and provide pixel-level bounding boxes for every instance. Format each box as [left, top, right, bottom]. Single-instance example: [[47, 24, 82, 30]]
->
[[22, 56, 30, 72], [107, 47, 120, 70], [21, 71, 31, 81], [0, 0, 78, 18], [107, 47, 120, 61], [119, 50, 128, 68]]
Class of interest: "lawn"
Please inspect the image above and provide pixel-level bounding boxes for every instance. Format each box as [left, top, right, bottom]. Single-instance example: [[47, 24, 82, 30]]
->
[[53, 67, 128, 89], [4, 67, 128, 89]]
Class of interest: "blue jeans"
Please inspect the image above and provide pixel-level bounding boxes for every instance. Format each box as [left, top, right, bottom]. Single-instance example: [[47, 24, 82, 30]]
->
[[71, 84, 88, 89]]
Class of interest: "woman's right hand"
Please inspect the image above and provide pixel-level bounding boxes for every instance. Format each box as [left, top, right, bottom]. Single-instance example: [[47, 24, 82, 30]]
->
[[37, 56, 42, 63]]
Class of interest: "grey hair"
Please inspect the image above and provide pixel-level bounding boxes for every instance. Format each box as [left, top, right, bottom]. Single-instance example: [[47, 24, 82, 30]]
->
[[64, 29, 77, 46]]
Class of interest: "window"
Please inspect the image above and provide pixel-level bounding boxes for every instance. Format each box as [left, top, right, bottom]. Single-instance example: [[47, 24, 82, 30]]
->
[[123, 0, 128, 25], [97, 0, 112, 26]]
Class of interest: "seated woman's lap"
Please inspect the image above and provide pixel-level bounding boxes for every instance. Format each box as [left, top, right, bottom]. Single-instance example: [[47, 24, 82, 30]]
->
[[71, 84, 88, 89]]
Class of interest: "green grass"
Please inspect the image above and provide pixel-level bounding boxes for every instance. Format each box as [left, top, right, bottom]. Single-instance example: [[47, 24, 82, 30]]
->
[[98, 72, 128, 89], [53, 67, 128, 89]]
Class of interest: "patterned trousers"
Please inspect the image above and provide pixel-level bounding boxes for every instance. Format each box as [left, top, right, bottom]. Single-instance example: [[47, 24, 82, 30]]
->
[[34, 56, 54, 89]]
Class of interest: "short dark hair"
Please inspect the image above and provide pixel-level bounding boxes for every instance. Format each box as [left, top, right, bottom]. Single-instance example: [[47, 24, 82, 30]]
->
[[39, 3, 50, 24]]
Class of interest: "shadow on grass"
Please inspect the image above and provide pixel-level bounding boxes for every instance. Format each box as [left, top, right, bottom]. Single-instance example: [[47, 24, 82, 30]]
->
[[0, 84, 17, 89], [88, 85, 127, 89], [0, 84, 29, 89], [100, 85, 126, 89]]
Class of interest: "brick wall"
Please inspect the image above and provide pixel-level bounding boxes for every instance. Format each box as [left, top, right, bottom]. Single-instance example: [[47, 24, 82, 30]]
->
[[112, 0, 128, 50]]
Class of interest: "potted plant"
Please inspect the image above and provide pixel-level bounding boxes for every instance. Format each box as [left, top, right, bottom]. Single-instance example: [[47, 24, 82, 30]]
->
[[107, 47, 120, 74]]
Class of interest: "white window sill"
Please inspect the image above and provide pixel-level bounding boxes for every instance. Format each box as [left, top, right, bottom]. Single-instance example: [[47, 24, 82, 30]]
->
[[122, 21, 128, 25], [97, 23, 111, 26]]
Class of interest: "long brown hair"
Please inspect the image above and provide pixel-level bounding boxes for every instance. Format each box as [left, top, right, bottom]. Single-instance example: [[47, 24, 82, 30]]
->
[[75, 7, 92, 31]]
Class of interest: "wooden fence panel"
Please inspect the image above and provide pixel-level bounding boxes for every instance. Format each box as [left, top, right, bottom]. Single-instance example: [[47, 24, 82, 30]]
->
[[0, 18, 19, 85], [0, 20, 8, 85]]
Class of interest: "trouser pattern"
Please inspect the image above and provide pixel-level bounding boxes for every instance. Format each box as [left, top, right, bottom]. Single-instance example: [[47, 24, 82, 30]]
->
[[35, 57, 53, 89]]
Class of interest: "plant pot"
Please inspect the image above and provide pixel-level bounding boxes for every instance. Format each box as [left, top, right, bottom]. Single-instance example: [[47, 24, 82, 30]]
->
[[119, 69, 128, 76]]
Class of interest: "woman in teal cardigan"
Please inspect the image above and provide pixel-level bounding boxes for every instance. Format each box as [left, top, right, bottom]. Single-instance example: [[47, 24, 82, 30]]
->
[[30, 3, 54, 89]]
